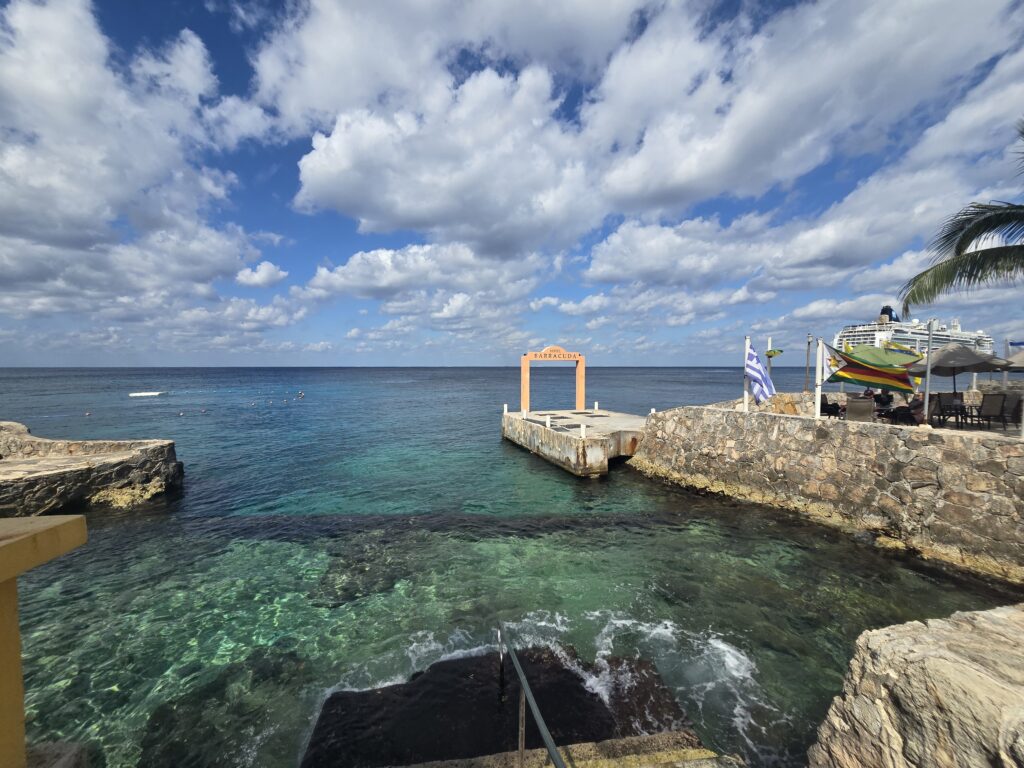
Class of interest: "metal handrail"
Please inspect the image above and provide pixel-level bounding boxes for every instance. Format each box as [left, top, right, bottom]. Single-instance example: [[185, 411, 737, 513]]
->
[[497, 623, 568, 768]]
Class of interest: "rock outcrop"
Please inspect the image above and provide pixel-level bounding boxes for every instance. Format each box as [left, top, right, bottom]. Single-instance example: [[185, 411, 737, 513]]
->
[[808, 603, 1024, 768], [0, 421, 183, 516]]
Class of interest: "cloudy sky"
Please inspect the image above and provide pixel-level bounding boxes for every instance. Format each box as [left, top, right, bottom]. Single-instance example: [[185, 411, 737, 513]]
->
[[2, 0, 1023, 366]]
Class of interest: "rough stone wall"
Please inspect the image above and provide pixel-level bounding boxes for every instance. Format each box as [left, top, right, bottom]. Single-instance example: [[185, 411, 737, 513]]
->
[[808, 603, 1024, 768], [0, 421, 172, 459], [629, 407, 1024, 583], [711, 391, 820, 416], [0, 422, 184, 517]]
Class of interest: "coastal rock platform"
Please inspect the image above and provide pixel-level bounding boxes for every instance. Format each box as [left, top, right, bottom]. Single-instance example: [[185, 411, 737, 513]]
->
[[0, 421, 183, 517], [808, 603, 1024, 767], [302, 646, 740, 768]]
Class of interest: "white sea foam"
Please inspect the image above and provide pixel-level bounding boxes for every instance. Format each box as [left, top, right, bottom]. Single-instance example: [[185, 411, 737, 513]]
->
[[330, 612, 789, 764]]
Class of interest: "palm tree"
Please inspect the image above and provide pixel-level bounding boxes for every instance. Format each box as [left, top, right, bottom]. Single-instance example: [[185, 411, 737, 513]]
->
[[899, 120, 1024, 314]]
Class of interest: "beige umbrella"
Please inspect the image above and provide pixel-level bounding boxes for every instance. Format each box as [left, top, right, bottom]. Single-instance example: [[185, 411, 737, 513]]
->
[[908, 343, 1012, 392]]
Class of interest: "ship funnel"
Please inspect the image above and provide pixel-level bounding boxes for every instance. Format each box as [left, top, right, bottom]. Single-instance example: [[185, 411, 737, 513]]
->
[[879, 305, 900, 324]]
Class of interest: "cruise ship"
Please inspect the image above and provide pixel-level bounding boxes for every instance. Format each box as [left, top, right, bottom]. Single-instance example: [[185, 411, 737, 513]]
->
[[833, 306, 994, 355]]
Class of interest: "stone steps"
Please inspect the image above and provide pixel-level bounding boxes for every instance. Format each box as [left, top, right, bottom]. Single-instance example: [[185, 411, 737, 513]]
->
[[397, 732, 743, 768]]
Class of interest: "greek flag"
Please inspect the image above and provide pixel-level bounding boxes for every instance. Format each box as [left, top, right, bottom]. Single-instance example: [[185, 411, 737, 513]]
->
[[745, 345, 776, 404]]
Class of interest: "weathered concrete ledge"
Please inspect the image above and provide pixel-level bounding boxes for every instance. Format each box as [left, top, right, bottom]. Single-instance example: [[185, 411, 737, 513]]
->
[[0, 422, 183, 517], [629, 406, 1024, 584], [808, 602, 1024, 767], [502, 410, 644, 477]]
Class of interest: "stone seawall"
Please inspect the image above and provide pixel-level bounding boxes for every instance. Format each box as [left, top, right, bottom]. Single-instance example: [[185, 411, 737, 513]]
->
[[629, 407, 1024, 583], [808, 603, 1024, 767], [0, 421, 184, 516]]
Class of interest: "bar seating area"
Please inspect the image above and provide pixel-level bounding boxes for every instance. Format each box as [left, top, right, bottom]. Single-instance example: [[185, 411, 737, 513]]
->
[[819, 390, 1023, 432]]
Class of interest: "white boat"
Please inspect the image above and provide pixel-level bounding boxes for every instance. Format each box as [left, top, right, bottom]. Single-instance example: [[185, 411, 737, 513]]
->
[[833, 306, 993, 355], [128, 391, 165, 397]]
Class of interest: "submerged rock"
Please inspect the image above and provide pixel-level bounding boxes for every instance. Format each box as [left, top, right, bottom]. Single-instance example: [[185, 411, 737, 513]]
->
[[301, 646, 702, 768], [808, 603, 1024, 767], [138, 643, 313, 768], [89, 478, 167, 508]]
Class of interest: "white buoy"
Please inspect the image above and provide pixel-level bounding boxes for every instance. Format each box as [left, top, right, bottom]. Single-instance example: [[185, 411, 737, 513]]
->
[[503, 403, 508, 414], [593, 401, 598, 412]]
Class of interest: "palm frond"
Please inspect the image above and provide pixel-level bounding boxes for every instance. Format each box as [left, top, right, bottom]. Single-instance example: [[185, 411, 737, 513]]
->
[[1017, 117, 1024, 176], [899, 244, 1024, 315], [930, 202, 1024, 258]]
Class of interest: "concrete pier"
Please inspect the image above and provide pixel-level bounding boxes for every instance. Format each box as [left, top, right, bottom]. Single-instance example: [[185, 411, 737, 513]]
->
[[501, 410, 646, 477]]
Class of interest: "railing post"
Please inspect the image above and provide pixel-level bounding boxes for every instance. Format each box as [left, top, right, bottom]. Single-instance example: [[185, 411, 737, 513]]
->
[[518, 687, 526, 768], [0, 578, 25, 768], [498, 627, 505, 694], [0, 516, 87, 768]]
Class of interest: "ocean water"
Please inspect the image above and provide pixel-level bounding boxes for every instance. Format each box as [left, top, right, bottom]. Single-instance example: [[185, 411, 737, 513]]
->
[[2, 367, 1018, 768]]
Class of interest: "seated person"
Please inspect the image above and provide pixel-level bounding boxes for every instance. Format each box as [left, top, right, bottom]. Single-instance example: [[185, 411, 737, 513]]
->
[[820, 394, 842, 417], [888, 393, 924, 425], [860, 387, 876, 399]]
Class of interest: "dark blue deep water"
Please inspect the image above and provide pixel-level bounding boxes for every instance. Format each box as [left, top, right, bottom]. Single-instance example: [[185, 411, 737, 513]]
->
[[1, 368, 1017, 768]]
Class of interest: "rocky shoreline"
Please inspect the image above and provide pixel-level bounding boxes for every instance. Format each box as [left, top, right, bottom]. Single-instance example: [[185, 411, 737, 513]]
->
[[808, 603, 1024, 767], [0, 421, 183, 517]]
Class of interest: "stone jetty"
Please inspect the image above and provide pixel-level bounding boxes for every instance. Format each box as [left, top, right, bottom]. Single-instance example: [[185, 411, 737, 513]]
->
[[0, 421, 183, 517], [630, 401, 1024, 584]]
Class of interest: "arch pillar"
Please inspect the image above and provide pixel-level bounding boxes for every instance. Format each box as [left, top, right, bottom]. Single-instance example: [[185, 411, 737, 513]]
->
[[519, 345, 586, 414]]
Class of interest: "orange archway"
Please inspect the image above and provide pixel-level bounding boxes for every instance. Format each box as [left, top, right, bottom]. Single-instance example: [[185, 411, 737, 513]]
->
[[520, 345, 585, 413]]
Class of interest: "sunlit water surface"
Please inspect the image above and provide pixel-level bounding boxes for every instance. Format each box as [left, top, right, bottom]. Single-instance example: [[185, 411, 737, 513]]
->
[[2, 367, 1018, 768]]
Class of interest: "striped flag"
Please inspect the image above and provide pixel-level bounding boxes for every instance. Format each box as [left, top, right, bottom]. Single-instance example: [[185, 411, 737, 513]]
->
[[745, 345, 776, 404], [824, 344, 915, 393]]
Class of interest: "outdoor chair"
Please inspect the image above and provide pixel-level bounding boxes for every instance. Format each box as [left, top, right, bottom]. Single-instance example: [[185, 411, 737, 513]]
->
[[1004, 393, 1022, 427], [821, 394, 842, 418], [972, 393, 1006, 430], [935, 393, 962, 428], [845, 398, 874, 423]]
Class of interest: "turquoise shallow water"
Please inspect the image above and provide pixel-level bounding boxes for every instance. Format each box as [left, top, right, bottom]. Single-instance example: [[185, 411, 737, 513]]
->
[[2, 367, 1019, 767]]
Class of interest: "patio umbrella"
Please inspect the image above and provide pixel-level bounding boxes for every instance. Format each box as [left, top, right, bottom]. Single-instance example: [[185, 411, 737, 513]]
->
[[907, 343, 1013, 392], [846, 344, 922, 368]]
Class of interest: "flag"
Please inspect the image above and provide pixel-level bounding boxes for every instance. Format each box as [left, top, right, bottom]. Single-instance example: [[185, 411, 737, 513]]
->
[[1010, 340, 1024, 347], [882, 340, 924, 361], [823, 344, 915, 393], [824, 345, 846, 381], [745, 345, 776, 403]]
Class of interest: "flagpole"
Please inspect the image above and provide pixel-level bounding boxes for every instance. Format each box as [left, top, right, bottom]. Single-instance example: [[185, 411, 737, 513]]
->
[[814, 337, 823, 420], [1004, 338, 1010, 390], [766, 336, 772, 376], [923, 319, 934, 425], [804, 333, 812, 392], [743, 335, 751, 413]]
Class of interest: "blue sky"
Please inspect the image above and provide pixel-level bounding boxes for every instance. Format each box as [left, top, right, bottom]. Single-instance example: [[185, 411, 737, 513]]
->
[[1, 0, 1023, 366]]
